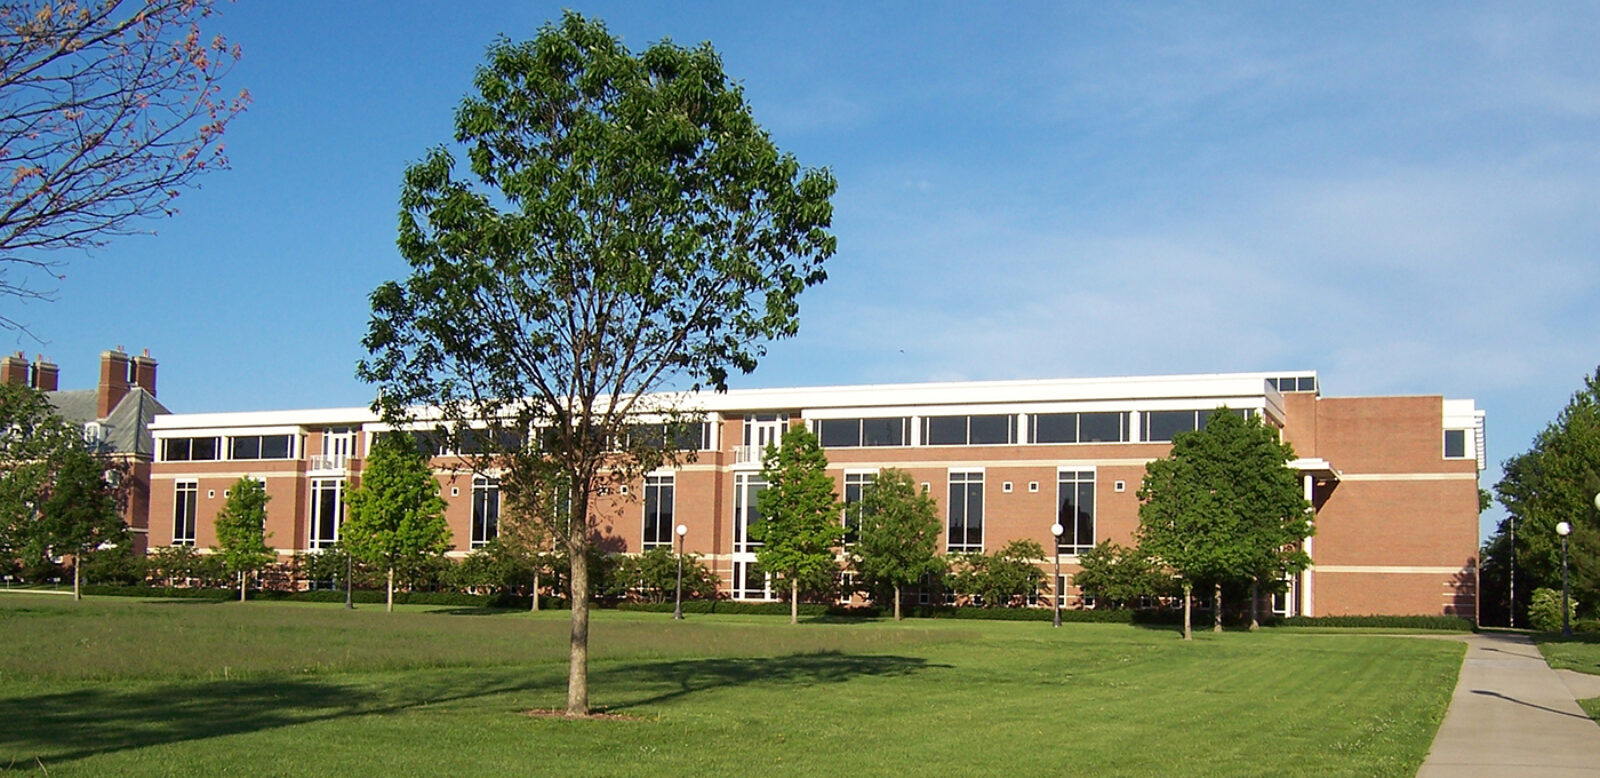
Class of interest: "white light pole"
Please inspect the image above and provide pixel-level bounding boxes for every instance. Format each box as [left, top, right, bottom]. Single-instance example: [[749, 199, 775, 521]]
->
[[1557, 520, 1573, 638], [1050, 523, 1065, 629], [673, 523, 688, 620]]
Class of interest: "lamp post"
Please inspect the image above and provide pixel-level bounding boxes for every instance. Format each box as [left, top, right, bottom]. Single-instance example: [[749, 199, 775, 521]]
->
[[1557, 520, 1573, 637], [1508, 515, 1516, 629], [1050, 523, 1064, 629], [673, 523, 688, 620]]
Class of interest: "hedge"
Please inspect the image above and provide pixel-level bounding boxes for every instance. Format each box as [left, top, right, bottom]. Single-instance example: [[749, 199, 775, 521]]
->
[[78, 585, 566, 610], [1274, 614, 1475, 631]]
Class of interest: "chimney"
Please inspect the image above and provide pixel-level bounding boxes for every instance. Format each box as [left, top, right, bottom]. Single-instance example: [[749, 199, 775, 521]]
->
[[98, 348, 130, 418], [31, 354, 57, 391], [0, 351, 27, 386], [131, 348, 157, 397]]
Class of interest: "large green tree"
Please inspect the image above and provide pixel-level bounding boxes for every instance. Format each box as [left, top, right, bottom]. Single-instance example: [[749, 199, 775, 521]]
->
[[1137, 408, 1310, 639], [1073, 540, 1174, 610], [1493, 366, 1600, 618], [212, 476, 273, 602], [850, 468, 943, 620], [358, 13, 835, 715], [342, 434, 451, 613], [0, 381, 126, 598], [753, 426, 843, 624], [947, 539, 1048, 608]]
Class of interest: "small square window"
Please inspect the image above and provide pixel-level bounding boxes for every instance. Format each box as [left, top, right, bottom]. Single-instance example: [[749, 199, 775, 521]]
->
[[223, 490, 231, 498], [451, 486, 460, 497], [1028, 481, 1039, 493], [620, 485, 629, 496], [207, 490, 215, 499], [1002, 481, 1013, 493], [921, 482, 931, 493], [1114, 480, 1126, 492]]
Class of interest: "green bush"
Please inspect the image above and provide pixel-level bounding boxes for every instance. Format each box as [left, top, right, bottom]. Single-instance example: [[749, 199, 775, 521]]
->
[[1275, 614, 1475, 631], [1530, 587, 1578, 632]]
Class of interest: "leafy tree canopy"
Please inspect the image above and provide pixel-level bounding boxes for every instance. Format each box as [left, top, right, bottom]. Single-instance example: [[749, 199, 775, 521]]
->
[[342, 433, 451, 611], [850, 468, 944, 619], [948, 539, 1048, 608], [212, 476, 272, 600]]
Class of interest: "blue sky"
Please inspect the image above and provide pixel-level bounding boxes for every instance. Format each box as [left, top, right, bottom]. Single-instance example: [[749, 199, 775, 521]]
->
[[10, 2, 1600, 541]]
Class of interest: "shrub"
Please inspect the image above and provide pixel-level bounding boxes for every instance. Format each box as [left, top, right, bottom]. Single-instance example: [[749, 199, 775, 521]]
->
[[1276, 614, 1475, 631], [1530, 587, 1578, 632]]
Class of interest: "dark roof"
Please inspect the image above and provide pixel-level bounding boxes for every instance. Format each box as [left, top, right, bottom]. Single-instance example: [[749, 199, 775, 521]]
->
[[43, 388, 169, 458]]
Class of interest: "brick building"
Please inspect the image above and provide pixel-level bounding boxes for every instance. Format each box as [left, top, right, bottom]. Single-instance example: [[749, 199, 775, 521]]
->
[[145, 371, 1485, 619], [2, 347, 167, 554]]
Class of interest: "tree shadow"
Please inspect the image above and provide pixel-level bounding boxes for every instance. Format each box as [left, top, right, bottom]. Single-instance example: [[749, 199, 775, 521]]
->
[[2, 652, 941, 768], [597, 651, 943, 712]]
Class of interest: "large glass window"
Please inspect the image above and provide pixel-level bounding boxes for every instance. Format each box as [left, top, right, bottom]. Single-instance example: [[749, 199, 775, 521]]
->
[[842, 471, 874, 544], [1141, 408, 1250, 442], [1444, 429, 1467, 459], [922, 415, 1016, 446], [309, 479, 344, 550], [471, 476, 500, 548], [1057, 470, 1095, 554], [1029, 412, 1131, 444], [734, 473, 767, 553], [817, 417, 909, 448], [642, 474, 674, 549], [626, 422, 711, 452], [162, 436, 219, 462], [173, 481, 197, 546], [229, 434, 293, 460], [733, 561, 771, 601], [946, 471, 984, 553]]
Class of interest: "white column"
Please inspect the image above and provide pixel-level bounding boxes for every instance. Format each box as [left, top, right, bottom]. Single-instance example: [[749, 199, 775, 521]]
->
[[1301, 473, 1315, 617]]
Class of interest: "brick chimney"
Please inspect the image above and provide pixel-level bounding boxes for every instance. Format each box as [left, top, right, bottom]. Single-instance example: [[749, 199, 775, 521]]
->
[[31, 354, 57, 391], [131, 348, 156, 397], [98, 348, 131, 419], [0, 351, 26, 386]]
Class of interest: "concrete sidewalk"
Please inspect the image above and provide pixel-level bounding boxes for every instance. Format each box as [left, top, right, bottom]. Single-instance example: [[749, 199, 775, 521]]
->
[[1419, 632, 1600, 776]]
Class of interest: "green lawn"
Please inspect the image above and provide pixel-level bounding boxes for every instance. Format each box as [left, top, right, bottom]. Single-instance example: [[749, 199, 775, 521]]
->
[[1533, 631, 1600, 720], [1, 594, 1463, 776]]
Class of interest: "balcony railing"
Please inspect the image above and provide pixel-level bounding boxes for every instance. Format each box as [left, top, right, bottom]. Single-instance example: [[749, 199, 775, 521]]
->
[[733, 445, 766, 464], [307, 453, 349, 472]]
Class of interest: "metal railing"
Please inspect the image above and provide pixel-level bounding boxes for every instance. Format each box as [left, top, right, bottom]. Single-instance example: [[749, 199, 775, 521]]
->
[[306, 453, 350, 472]]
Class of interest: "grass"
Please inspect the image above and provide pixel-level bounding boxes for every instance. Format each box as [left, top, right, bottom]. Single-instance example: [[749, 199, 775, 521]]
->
[[1, 593, 1463, 776], [1532, 631, 1600, 720]]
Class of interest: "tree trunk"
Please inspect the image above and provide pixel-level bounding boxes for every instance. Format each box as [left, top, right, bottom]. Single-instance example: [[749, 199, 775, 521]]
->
[[531, 567, 541, 612], [386, 567, 394, 613], [1213, 581, 1223, 633], [894, 583, 903, 621], [790, 579, 799, 625], [567, 539, 590, 716], [73, 559, 81, 601], [1182, 580, 1192, 641], [1249, 580, 1260, 631], [239, 570, 246, 602]]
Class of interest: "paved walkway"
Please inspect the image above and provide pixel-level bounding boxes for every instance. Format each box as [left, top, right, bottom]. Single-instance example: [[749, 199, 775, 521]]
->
[[1419, 632, 1600, 776]]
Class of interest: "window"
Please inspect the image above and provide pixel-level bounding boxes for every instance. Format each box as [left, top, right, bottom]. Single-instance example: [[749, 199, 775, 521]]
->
[[922, 415, 1015, 446], [456, 428, 526, 455], [173, 481, 197, 546], [1057, 470, 1095, 554], [471, 476, 500, 548], [1141, 408, 1251, 442], [842, 471, 874, 544], [817, 417, 909, 447], [733, 561, 771, 600], [162, 436, 219, 462], [309, 479, 344, 549], [734, 473, 767, 553], [1028, 412, 1131, 444], [642, 474, 674, 549], [1444, 429, 1467, 459], [229, 434, 293, 460], [946, 471, 984, 553], [627, 422, 711, 452]]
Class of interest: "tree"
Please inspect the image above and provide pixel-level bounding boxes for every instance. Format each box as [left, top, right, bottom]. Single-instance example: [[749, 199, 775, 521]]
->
[[1137, 408, 1310, 639], [850, 468, 943, 620], [212, 476, 271, 602], [947, 539, 1048, 608], [615, 546, 719, 603], [1073, 540, 1173, 609], [359, 13, 835, 715], [342, 433, 451, 612], [752, 426, 842, 624], [0, 380, 125, 598], [1494, 366, 1600, 617], [0, 0, 248, 326]]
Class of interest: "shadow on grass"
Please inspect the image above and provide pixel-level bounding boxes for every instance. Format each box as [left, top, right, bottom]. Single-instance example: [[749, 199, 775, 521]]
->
[[1, 652, 939, 767]]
